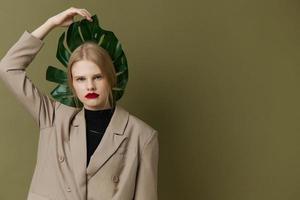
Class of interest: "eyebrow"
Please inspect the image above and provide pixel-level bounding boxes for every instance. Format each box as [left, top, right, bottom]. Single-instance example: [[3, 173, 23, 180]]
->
[[73, 73, 103, 79]]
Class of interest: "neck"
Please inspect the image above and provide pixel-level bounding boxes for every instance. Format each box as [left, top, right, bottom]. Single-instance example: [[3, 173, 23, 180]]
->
[[84, 104, 113, 111]]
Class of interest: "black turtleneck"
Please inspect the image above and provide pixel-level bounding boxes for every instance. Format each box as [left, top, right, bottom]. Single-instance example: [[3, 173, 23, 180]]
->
[[84, 106, 115, 167]]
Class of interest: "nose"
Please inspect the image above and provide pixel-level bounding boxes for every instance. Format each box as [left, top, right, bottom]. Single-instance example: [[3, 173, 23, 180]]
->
[[87, 79, 96, 91]]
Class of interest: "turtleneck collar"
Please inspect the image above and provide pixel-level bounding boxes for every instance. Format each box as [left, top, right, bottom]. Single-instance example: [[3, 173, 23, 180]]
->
[[84, 106, 115, 121]]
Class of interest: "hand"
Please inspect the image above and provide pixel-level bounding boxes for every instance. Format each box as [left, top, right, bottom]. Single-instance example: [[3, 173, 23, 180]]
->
[[48, 7, 93, 28]]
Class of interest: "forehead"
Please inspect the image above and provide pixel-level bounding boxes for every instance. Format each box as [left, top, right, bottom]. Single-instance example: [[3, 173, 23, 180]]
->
[[72, 60, 102, 76]]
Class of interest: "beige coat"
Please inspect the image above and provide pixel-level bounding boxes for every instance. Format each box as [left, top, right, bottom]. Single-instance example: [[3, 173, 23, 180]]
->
[[0, 31, 159, 200]]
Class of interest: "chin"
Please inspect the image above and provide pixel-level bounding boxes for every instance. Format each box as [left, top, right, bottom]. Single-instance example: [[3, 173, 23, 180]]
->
[[86, 102, 103, 108]]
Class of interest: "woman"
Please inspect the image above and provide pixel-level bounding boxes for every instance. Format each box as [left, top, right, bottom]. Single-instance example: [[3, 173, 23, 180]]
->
[[0, 7, 159, 200]]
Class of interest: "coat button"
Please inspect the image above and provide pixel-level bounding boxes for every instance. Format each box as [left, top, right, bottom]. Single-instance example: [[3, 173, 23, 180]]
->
[[66, 186, 71, 192], [112, 175, 119, 183], [59, 155, 64, 163]]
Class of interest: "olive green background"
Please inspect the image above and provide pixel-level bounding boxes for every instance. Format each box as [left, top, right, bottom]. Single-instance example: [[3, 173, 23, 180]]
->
[[0, 0, 300, 199]]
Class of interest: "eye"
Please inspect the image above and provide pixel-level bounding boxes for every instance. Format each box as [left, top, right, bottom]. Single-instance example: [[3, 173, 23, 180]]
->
[[76, 77, 85, 81], [94, 75, 103, 80]]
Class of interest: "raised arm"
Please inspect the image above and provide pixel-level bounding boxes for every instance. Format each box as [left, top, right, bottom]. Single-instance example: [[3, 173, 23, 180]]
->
[[0, 7, 92, 129], [32, 7, 92, 40]]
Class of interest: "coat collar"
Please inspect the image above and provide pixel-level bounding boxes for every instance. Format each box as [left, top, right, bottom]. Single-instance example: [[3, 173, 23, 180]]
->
[[71, 104, 129, 134], [69, 104, 129, 196]]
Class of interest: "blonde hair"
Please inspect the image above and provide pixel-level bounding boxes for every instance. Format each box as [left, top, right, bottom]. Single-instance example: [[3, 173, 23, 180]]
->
[[67, 42, 117, 108]]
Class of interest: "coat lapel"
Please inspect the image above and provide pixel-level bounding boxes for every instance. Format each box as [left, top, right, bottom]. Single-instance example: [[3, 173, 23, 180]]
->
[[86, 104, 129, 179], [70, 104, 129, 186]]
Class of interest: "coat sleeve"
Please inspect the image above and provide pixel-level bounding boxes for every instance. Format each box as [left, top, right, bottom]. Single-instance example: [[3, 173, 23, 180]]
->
[[0, 31, 55, 129], [134, 130, 159, 200]]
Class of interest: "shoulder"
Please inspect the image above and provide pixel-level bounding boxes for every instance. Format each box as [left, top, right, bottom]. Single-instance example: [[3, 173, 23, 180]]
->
[[128, 113, 157, 133], [52, 101, 81, 123], [116, 104, 157, 132], [54, 101, 78, 114], [120, 106, 158, 149]]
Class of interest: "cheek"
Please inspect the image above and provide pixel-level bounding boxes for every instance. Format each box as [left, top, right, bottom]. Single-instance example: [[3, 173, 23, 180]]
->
[[103, 80, 111, 90], [72, 82, 83, 96], [101, 84, 111, 95]]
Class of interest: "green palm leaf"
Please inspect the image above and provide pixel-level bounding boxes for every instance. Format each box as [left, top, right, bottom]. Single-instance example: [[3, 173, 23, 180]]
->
[[46, 66, 67, 84], [56, 33, 71, 67], [51, 84, 82, 107], [46, 15, 129, 108]]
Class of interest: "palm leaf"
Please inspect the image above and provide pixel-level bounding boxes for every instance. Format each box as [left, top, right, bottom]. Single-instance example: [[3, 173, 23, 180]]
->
[[50, 84, 82, 108], [56, 33, 71, 67], [46, 15, 129, 107], [46, 66, 67, 84]]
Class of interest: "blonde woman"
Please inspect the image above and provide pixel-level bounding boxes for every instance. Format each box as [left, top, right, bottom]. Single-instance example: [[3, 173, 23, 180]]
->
[[0, 7, 159, 200]]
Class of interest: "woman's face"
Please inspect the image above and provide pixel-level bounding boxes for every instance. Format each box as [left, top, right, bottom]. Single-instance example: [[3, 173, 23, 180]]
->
[[71, 59, 111, 110]]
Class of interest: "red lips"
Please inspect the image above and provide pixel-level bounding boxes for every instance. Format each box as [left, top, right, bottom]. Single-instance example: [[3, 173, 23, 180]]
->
[[85, 93, 99, 99]]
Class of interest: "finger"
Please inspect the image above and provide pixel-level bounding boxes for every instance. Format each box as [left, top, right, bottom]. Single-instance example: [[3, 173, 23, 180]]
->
[[67, 8, 92, 22], [73, 9, 87, 18], [82, 9, 92, 18], [80, 9, 93, 21], [72, 9, 91, 21]]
